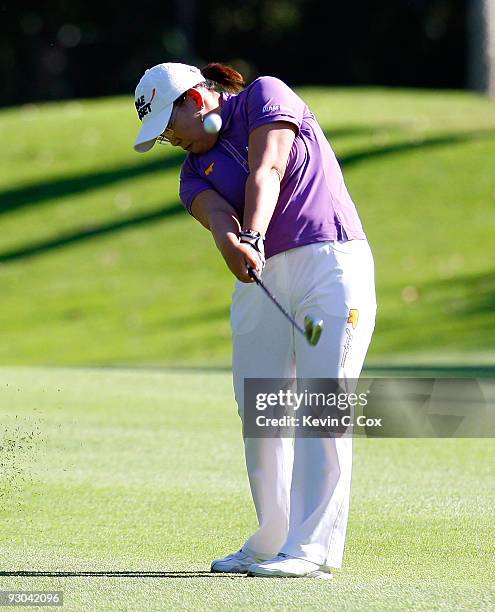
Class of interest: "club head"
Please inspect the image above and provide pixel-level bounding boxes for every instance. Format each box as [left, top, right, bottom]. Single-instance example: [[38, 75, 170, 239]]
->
[[304, 315, 324, 346]]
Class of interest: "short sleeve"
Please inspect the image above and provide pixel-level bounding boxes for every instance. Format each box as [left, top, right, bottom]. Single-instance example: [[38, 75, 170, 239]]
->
[[246, 76, 305, 134], [179, 158, 211, 215]]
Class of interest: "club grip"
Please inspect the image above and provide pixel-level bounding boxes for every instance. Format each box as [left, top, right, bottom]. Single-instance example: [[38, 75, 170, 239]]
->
[[246, 265, 259, 283]]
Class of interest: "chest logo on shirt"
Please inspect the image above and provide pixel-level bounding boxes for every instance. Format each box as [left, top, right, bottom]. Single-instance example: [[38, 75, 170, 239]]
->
[[205, 162, 215, 176]]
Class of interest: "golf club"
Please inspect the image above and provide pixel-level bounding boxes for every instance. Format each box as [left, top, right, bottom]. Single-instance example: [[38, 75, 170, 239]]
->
[[247, 266, 323, 346]]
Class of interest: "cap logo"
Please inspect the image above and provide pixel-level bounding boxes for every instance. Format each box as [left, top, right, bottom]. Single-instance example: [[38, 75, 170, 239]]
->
[[135, 88, 156, 120]]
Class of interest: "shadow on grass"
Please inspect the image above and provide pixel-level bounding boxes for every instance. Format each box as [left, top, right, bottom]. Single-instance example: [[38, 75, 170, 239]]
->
[[0, 570, 241, 579], [370, 270, 495, 359], [2, 126, 493, 219], [365, 365, 495, 377], [322, 123, 403, 140], [0, 152, 185, 217], [335, 128, 495, 167], [419, 269, 495, 317], [381, 269, 495, 320], [0, 124, 398, 217], [0, 203, 184, 263], [1, 127, 494, 264]]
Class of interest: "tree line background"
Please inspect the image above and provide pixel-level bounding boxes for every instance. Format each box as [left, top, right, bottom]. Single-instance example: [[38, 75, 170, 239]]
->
[[1, 0, 493, 106]]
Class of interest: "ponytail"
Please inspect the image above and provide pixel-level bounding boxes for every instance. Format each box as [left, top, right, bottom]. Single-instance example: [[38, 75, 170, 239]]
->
[[200, 62, 245, 93]]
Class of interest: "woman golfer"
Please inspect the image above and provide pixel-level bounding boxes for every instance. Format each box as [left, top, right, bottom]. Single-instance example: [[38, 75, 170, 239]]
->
[[133, 62, 376, 579]]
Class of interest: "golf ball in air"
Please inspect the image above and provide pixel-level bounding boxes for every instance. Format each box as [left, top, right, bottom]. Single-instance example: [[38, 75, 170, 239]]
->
[[203, 113, 222, 134]]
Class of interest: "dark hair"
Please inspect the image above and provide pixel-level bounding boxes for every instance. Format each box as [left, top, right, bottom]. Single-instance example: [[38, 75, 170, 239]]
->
[[200, 62, 245, 94], [172, 62, 244, 112]]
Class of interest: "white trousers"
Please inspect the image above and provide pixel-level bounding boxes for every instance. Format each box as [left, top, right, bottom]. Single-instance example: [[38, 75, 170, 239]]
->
[[231, 239, 377, 568]]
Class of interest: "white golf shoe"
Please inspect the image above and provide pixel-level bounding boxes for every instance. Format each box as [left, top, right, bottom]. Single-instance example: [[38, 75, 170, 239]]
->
[[247, 553, 333, 579], [210, 549, 263, 574]]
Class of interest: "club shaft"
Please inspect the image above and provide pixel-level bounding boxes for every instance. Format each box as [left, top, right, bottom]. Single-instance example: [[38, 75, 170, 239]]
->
[[247, 267, 307, 337]]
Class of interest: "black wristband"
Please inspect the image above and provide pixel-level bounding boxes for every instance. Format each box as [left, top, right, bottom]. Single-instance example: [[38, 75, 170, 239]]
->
[[239, 230, 264, 256]]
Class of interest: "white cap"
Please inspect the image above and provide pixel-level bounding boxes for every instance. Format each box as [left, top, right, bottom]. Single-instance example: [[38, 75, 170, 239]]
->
[[133, 63, 206, 153]]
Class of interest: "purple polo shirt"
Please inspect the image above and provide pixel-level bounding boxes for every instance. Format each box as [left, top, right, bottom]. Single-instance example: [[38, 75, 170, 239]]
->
[[179, 76, 366, 259]]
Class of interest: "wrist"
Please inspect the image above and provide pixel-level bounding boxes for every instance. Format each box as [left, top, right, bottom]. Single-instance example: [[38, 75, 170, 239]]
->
[[238, 229, 265, 264], [215, 230, 239, 250]]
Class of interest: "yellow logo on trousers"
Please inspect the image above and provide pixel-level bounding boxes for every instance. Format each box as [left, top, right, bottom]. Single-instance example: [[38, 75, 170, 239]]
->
[[347, 309, 359, 329], [205, 162, 215, 176]]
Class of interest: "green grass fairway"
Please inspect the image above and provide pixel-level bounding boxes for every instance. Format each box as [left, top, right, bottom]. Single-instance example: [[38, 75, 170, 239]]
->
[[1, 88, 495, 366], [1, 367, 493, 611]]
